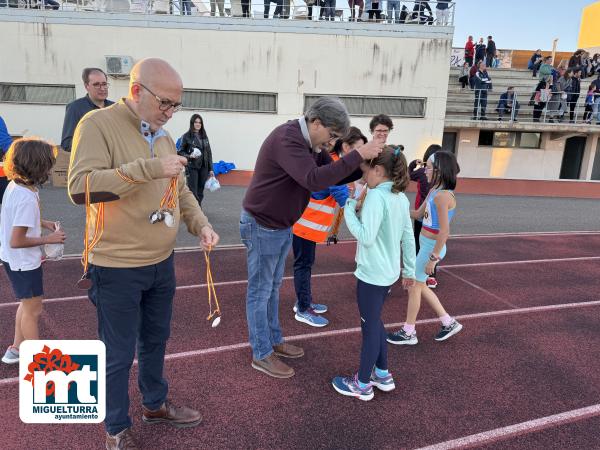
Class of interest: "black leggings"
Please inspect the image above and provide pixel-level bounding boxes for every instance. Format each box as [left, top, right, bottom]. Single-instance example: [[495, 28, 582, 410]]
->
[[186, 166, 209, 207], [357, 279, 389, 384]]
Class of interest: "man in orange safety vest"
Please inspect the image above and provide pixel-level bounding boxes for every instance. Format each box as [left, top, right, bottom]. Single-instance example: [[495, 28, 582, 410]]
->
[[291, 127, 368, 327]]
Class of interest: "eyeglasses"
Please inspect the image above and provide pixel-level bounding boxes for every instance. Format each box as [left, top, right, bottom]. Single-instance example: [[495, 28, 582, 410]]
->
[[136, 82, 182, 113], [90, 82, 110, 89]]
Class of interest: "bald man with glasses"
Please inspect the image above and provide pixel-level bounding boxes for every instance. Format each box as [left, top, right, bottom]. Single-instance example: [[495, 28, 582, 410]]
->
[[60, 67, 114, 152], [69, 58, 218, 450]]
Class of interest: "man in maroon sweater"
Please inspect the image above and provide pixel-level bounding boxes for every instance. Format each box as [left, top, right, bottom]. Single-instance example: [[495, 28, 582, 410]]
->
[[241, 97, 382, 378]]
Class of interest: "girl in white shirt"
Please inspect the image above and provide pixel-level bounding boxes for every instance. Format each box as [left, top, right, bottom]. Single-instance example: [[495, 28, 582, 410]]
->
[[0, 139, 66, 364]]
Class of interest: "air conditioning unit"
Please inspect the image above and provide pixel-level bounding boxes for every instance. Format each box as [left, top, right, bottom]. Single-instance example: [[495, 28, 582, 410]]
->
[[105, 56, 134, 77]]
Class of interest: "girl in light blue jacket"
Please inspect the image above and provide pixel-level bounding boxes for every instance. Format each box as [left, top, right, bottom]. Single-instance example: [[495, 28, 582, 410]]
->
[[332, 145, 416, 401]]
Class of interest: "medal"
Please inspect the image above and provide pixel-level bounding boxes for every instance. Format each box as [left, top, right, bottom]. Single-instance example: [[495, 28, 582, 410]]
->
[[204, 246, 222, 328], [150, 177, 178, 227]]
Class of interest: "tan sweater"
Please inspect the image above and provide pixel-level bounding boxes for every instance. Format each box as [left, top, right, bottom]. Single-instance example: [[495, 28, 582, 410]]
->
[[68, 99, 211, 268]]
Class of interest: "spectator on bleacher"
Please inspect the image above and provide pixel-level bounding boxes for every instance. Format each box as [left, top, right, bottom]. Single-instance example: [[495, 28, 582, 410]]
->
[[496, 87, 520, 121], [61, 68, 114, 153], [468, 60, 480, 89], [210, 0, 225, 16], [581, 51, 591, 79], [529, 49, 543, 77], [241, 0, 250, 16], [590, 54, 600, 77], [367, 0, 382, 21], [532, 80, 550, 122], [306, 0, 316, 19], [273, 0, 290, 18], [475, 37, 486, 64], [349, 0, 364, 21], [555, 70, 573, 122], [591, 74, 600, 125], [387, 0, 401, 23], [464, 36, 475, 66], [411, 0, 432, 24], [584, 85, 595, 124], [472, 62, 492, 120], [485, 36, 496, 67], [538, 56, 554, 83], [264, 0, 281, 18], [181, 0, 192, 15], [568, 69, 582, 123], [458, 62, 469, 89], [568, 50, 582, 70], [435, 0, 451, 25], [322, 0, 336, 20]]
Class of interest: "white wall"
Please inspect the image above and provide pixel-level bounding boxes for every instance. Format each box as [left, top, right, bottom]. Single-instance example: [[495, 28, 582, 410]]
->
[[1, 11, 452, 169], [454, 129, 565, 180]]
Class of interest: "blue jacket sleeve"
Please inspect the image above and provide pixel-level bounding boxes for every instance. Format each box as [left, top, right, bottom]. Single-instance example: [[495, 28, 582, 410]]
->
[[329, 184, 349, 206], [0, 116, 12, 155]]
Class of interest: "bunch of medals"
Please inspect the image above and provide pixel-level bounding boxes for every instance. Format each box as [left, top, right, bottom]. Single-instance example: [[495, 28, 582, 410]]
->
[[149, 177, 178, 227]]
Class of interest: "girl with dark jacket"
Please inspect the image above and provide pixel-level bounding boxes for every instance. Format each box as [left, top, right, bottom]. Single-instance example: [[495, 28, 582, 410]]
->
[[178, 114, 214, 207]]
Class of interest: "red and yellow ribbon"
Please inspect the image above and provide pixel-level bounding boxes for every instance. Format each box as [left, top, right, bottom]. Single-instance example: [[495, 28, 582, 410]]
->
[[204, 246, 221, 321]]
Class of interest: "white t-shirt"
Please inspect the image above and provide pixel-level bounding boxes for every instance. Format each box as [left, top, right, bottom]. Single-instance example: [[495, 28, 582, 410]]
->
[[0, 181, 43, 271]]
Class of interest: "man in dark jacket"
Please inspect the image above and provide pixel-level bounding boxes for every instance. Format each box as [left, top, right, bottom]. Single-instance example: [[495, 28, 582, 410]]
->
[[568, 69, 582, 123], [486, 36, 497, 67], [475, 37, 486, 64], [241, 97, 382, 379], [496, 87, 520, 121], [472, 63, 492, 119], [61, 68, 114, 152]]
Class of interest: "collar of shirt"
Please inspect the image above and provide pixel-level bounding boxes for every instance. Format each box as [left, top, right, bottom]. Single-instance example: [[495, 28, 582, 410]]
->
[[140, 120, 166, 145], [298, 117, 313, 149], [85, 94, 111, 109]]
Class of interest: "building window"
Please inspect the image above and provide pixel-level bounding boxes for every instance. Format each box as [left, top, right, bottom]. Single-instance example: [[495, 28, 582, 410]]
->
[[182, 89, 277, 113], [304, 95, 427, 118], [0, 83, 75, 105], [478, 131, 541, 149], [519, 133, 541, 149]]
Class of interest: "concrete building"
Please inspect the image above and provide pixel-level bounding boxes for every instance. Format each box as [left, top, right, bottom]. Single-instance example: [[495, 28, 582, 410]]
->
[[578, 0, 600, 55], [0, 9, 453, 171]]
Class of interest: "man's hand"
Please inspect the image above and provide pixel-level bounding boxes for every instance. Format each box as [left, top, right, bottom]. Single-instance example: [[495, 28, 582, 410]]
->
[[44, 229, 66, 244], [356, 140, 384, 160], [41, 220, 59, 231], [199, 226, 220, 250], [159, 155, 187, 178]]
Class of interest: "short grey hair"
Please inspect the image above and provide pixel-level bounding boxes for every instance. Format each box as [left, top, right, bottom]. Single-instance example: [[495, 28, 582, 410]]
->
[[304, 97, 350, 135]]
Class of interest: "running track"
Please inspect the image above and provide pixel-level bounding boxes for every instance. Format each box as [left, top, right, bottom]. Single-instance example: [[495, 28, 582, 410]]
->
[[1, 231, 600, 450]]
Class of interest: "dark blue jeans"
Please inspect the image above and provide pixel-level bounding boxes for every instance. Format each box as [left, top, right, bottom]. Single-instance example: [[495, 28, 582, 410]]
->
[[292, 235, 316, 313], [356, 279, 389, 384], [88, 253, 175, 435], [240, 210, 292, 361]]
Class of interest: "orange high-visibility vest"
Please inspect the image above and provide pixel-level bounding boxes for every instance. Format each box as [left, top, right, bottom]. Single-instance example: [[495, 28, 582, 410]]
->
[[292, 153, 340, 243], [0, 162, 5, 178]]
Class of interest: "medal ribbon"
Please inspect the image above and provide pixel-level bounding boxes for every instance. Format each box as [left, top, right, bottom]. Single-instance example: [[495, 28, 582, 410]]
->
[[82, 174, 104, 276], [160, 177, 178, 210], [204, 246, 221, 321]]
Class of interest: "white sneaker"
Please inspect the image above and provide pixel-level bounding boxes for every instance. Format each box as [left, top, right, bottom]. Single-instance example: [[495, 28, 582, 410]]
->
[[2, 346, 19, 364]]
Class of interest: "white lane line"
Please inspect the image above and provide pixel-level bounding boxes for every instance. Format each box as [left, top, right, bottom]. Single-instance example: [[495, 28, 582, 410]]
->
[[442, 255, 600, 269], [0, 271, 354, 309], [440, 268, 519, 309], [2, 255, 600, 310], [415, 403, 600, 450], [2, 298, 600, 387]]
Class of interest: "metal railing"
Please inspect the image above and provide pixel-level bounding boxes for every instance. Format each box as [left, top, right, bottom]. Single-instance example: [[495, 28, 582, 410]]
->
[[0, 0, 455, 25], [447, 88, 600, 125]]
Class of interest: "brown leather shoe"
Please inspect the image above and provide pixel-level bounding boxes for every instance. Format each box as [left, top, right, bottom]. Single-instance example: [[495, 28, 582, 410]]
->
[[251, 353, 295, 378], [273, 342, 304, 359], [142, 400, 202, 428], [106, 428, 139, 450]]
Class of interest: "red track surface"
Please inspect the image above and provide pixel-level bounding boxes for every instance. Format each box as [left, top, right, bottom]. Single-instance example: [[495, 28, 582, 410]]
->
[[1, 232, 599, 450]]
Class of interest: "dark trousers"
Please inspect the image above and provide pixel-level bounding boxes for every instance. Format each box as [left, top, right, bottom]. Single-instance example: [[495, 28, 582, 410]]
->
[[459, 75, 468, 88], [465, 56, 473, 66], [241, 0, 250, 16], [569, 95, 580, 121], [88, 253, 176, 435], [473, 91, 488, 118], [368, 2, 381, 20], [186, 166, 209, 206], [292, 235, 317, 313], [357, 279, 389, 384], [584, 104, 593, 122], [485, 54, 494, 67], [533, 102, 546, 121], [264, 0, 281, 17]]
